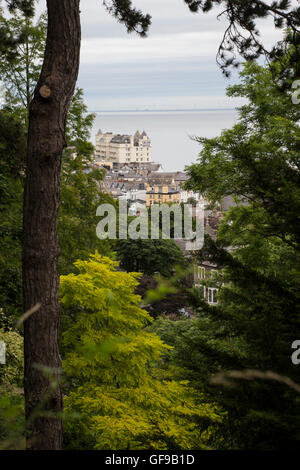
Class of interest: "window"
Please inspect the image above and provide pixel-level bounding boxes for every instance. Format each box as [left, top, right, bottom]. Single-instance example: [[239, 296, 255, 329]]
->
[[205, 287, 218, 305], [197, 266, 205, 280], [194, 265, 206, 282]]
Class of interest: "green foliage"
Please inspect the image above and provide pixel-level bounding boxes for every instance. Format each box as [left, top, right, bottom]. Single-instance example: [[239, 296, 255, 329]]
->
[[0, 87, 110, 323], [115, 238, 187, 277], [0, 392, 25, 450], [0, 324, 25, 449], [0, 108, 26, 176], [65, 88, 96, 152], [61, 254, 223, 450], [0, 9, 47, 121], [0, 324, 23, 387], [59, 87, 115, 275], [186, 61, 300, 247], [179, 58, 300, 449], [4, 1, 34, 17], [0, 2, 35, 63], [64, 380, 222, 450], [0, 110, 25, 324]]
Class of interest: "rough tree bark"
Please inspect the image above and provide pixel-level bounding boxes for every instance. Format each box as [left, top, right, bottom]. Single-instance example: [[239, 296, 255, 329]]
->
[[22, 0, 81, 450]]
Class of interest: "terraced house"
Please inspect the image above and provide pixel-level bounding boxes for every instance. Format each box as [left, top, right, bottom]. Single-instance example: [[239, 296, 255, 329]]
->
[[146, 185, 180, 206]]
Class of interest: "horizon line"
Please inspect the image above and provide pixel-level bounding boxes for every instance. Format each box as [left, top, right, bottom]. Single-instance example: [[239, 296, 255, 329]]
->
[[89, 107, 236, 113]]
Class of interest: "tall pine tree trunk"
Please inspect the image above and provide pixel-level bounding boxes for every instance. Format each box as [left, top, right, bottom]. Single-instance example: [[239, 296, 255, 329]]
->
[[22, 0, 81, 450]]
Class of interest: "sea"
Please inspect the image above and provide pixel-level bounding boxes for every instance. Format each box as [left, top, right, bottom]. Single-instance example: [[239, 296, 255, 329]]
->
[[91, 109, 238, 171]]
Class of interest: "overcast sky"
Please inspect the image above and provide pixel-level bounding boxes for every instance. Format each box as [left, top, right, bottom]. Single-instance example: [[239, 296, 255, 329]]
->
[[35, 0, 291, 111]]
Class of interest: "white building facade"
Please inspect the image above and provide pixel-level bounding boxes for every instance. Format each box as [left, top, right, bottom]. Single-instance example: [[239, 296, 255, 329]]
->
[[95, 130, 152, 164]]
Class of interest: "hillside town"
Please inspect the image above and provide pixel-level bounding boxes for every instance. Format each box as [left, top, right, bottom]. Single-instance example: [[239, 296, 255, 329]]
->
[[92, 129, 230, 306], [91, 128, 232, 228]]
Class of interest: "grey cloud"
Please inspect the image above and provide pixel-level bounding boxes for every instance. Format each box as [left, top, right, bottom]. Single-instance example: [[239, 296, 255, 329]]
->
[[34, 0, 282, 110]]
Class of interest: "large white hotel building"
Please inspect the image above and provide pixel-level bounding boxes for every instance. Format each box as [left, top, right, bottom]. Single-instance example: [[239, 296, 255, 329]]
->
[[95, 130, 152, 164]]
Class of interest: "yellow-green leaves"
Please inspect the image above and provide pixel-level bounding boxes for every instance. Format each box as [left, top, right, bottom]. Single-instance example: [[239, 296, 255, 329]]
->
[[61, 254, 223, 449]]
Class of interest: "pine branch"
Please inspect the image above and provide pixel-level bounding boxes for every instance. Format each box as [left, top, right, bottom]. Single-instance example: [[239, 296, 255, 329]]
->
[[102, 0, 151, 37]]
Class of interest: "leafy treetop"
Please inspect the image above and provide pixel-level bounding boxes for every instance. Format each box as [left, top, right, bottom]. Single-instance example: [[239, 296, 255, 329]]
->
[[61, 254, 223, 450]]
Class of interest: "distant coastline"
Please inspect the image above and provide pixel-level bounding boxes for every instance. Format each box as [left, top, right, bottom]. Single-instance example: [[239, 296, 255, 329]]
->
[[90, 108, 236, 114], [92, 108, 238, 171]]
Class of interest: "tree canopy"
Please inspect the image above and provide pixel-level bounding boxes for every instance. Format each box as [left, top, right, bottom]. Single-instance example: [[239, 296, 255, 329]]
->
[[61, 254, 223, 450], [154, 56, 300, 449]]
